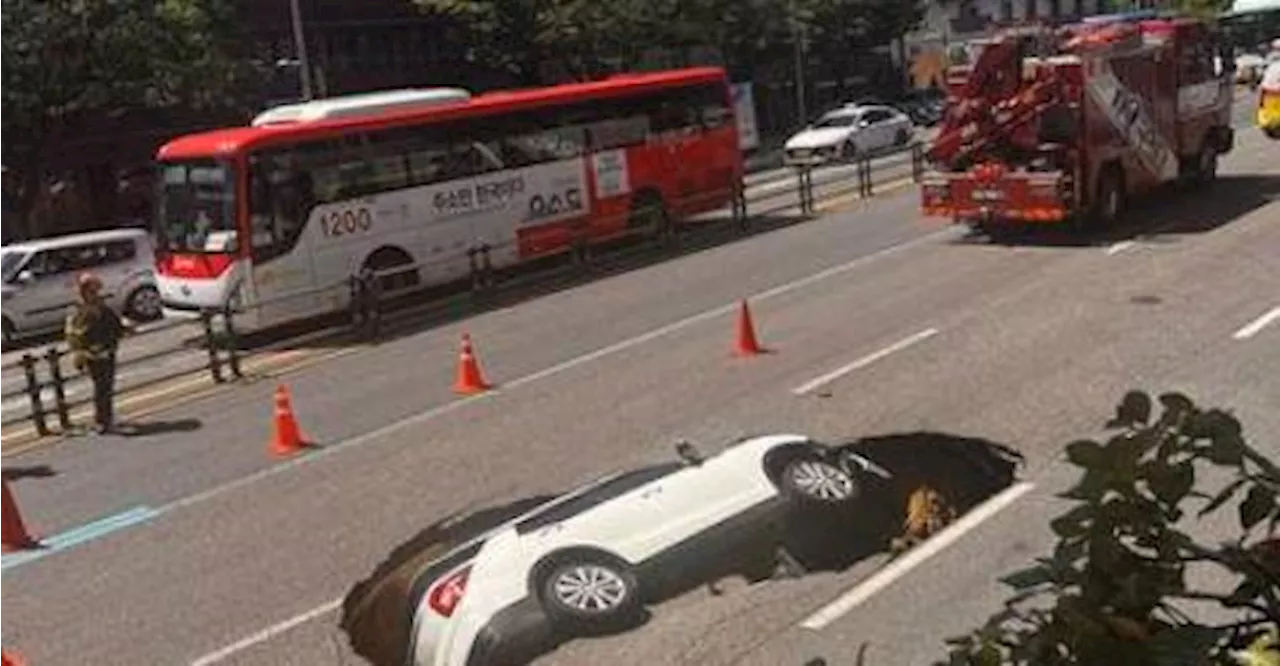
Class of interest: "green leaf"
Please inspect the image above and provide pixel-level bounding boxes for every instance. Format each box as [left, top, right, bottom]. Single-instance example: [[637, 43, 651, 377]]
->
[[1200, 478, 1248, 517], [1157, 392, 1195, 423], [1148, 461, 1196, 506], [1149, 624, 1221, 666], [1060, 469, 1109, 502], [1108, 391, 1153, 429], [1232, 630, 1280, 666], [1050, 504, 1094, 538], [1240, 486, 1277, 531], [1204, 433, 1246, 466], [1000, 565, 1055, 591], [1066, 440, 1107, 468], [1226, 577, 1264, 606], [974, 643, 1001, 666]]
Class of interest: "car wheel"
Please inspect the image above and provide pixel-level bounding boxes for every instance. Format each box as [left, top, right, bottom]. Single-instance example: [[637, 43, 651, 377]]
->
[[538, 556, 641, 630], [126, 286, 164, 322], [779, 453, 861, 508]]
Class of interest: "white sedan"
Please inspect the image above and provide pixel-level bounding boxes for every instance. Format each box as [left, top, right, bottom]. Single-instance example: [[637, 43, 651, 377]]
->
[[341, 434, 894, 666], [783, 104, 915, 166]]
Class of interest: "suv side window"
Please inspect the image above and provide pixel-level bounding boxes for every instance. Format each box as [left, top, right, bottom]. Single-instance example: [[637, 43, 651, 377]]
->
[[104, 240, 138, 263], [24, 250, 63, 277]]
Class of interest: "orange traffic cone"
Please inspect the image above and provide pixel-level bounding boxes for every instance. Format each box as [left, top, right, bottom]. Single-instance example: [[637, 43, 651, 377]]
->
[[1, 650, 27, 666], [733, 300, 766, 357], [268, 384, 312, 458], [454, 333, 492, 395], [2, 478, 40, 553]]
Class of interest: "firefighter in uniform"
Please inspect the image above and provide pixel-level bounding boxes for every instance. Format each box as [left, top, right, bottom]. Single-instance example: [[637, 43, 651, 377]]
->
[[64, 272, 131, 433]]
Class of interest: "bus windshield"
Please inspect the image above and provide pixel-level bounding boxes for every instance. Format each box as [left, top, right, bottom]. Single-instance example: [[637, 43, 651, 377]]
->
[[156, 161, 238, 254]]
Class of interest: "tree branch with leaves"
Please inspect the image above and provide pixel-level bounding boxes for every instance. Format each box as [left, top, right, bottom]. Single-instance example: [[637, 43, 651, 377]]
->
[[939, 390, 1279, 666], [1, 0, 259, 237]]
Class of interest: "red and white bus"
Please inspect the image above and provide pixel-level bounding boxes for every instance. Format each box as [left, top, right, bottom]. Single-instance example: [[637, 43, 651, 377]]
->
[[152, 67, 743, 331]]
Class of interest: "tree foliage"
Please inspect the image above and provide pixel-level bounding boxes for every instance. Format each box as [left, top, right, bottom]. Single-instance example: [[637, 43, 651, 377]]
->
[[939, 390, 1280, 666], [1, 0, 258, 234], [411, 0, 924, 84]]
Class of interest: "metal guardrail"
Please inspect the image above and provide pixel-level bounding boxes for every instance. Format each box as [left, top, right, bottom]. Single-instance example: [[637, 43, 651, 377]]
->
[[2, 142, 928, 438]]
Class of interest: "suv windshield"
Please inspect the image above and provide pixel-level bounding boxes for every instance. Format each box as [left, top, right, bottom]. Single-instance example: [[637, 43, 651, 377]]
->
[[1, 250, 27, 283], [156, 161, 238, 254]]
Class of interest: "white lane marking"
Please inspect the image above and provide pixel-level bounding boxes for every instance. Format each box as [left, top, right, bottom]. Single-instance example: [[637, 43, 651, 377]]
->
[[799, 480, 1036, 631], [172, 227, 960, 664], [1233, 305, 1280, 340], [1105, 240, 1136, 255], [791, 328, 939, 396], [190, 598, 343, 666]]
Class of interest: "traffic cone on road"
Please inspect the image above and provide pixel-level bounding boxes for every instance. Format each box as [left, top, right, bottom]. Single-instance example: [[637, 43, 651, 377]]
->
[[2, 478, 40, 553], [268, 384, 312, 458], [733, 300, 766, 357], [453, 333, 492, 395], [2, 649, 28, 666]]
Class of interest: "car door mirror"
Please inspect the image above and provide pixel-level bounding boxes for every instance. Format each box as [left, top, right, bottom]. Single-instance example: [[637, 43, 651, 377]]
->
[[15, 269, 34, 285]]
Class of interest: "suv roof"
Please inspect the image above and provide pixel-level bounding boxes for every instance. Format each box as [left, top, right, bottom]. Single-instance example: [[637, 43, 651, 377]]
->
[[2, 228, 151, 254]]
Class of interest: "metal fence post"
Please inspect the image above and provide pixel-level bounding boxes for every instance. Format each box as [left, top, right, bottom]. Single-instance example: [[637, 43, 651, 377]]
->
[[20, 353, 49, 436], [364, 269, 382, 339], [911, 143, 924, 182], [467, 247, 482, 292], [44, 346, 71, 431], [859, 158, 872, 198], [479, 244, 494, 289], [200, 309, 225, 383], [221, 305, 243, 379], [732, 183, 748, 229]]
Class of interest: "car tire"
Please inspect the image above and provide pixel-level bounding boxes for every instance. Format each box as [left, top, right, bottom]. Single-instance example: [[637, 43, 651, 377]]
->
[[538, 555, 641, 631], [1090, 164, 1125, 229], [778, 452, 861, 508], [126, 285, 164, 322]]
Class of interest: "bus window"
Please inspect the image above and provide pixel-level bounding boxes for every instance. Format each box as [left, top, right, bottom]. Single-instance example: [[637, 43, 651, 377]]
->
[[361, 131, 413, 194], [248, 151, 316, 263]]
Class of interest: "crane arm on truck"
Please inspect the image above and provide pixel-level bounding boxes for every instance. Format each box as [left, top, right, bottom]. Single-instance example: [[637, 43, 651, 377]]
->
[[927, 33, 1072, 168]]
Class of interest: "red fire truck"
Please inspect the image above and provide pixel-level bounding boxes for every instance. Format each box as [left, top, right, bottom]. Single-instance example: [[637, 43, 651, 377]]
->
[[920, 12, 1235, 233]]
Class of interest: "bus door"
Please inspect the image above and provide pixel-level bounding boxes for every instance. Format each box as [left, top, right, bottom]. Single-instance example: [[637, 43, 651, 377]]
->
[[650, 91, 705, 215], [245, 151, 321, 327]]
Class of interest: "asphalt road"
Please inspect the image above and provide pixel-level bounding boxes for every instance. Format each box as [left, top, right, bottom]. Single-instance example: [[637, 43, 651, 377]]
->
[[3, 115, 1275, 666], [0, 145, 919, 428]]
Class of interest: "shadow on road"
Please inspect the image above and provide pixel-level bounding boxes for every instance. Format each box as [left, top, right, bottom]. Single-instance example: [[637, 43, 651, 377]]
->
[[952, 174, 1280, 248], [293, 211, 814, 352], [1, 464, 57, 481], [338, 432, 1024, 666], [110, 418, 204, 438]]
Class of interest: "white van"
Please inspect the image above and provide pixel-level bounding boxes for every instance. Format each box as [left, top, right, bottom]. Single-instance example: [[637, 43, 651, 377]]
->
[[1, 228, 162, 344]]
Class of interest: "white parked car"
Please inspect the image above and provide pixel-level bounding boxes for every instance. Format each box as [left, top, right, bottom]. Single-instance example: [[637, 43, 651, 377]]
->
[[341, 434, 894, 666], [783, 104, 915, 166], [1, 228, 163, 344]]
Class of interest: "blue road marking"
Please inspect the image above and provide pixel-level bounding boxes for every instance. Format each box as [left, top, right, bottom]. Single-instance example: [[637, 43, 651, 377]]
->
[[2, 505, 163, 572]]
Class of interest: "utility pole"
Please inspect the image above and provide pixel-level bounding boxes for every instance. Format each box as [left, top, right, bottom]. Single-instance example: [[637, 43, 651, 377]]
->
[[288, 0, 314, 100], [790, 0, 808, 125]]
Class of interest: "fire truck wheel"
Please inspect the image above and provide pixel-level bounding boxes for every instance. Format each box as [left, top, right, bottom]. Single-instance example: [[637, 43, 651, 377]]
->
[[1092, 165, 1125, 228], [1191, 146, 1218, 188]]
